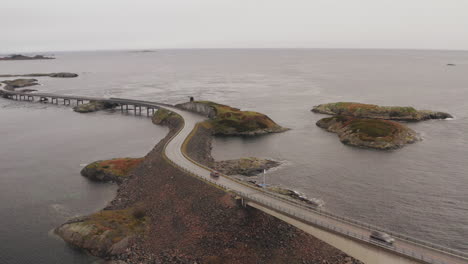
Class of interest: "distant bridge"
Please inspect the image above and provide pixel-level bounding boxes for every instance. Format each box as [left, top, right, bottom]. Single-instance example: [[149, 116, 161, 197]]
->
[[2, 89, 467, 264]]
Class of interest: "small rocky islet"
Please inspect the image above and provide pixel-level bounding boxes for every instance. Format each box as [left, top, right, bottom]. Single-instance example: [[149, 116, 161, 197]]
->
[[0, 54, 55, 60], [312, 102, 452, 150]]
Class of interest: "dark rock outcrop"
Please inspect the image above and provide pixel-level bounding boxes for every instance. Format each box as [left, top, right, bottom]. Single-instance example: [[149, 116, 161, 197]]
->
[[312, 102, 452, 121], [316, 116, 420, 150]]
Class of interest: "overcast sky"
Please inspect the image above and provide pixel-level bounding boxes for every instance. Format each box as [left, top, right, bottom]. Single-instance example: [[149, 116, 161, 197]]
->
[[2, 0, 468, 52]]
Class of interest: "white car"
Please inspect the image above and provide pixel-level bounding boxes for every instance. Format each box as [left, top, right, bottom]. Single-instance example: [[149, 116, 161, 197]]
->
[[370, 231, 395, 245]]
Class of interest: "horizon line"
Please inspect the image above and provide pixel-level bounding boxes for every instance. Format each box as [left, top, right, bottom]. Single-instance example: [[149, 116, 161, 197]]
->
[[2, 47, 468, 55]]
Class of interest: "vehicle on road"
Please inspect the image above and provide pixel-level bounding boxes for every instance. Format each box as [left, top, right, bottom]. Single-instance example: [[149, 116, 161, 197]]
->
[[210, 171, 220, 178], [370, 231, 395, 245]]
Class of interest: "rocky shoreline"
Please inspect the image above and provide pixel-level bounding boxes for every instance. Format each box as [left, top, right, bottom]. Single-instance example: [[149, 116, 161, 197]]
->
[[54, 107, 360, 264]]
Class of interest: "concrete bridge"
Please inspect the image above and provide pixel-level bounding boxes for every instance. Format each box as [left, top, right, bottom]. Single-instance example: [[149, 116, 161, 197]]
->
[[2, 89, 467, 264]]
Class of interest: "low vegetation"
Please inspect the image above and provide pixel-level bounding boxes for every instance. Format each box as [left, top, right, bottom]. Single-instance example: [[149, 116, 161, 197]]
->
[[55, 206, 148, 257], [196, 101, 288, 135], [312, 102, 452, 121], [81, 158, 144, 183], [151, 108, 182, 125], [316, 116, 419, 149]]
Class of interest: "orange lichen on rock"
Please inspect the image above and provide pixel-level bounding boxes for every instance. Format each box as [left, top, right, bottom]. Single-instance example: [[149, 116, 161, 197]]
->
[[81, 158, 144, 183]]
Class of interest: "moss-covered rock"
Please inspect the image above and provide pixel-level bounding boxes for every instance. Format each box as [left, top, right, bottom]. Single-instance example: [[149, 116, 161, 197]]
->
[[73, 101, 118, 113], [151, 108, 182, 126], [81, 158, 144, 183], [317, 116, 420, 150], [195, 101, 289, 136], [312, 102, 452, 121], [55, 207, 147, 258]]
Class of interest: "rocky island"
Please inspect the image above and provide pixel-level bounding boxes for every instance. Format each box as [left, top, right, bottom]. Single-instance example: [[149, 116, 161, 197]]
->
[[316, 116, 420, 150], [0, 54, 55, 60], [312, 102, 452, 121], [177, 101, 289, 136]]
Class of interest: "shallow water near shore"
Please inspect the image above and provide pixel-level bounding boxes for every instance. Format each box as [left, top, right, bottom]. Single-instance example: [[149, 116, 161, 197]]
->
[[1, 49, 467, 262]]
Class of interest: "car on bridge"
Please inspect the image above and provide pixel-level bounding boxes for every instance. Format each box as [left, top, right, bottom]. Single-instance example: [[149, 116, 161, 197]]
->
[[370, 231, 395, 245], [210, 171, 220, 178]]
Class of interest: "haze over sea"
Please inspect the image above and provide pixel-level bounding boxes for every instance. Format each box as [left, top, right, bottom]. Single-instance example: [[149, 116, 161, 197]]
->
[[0, 49, 467, 263]]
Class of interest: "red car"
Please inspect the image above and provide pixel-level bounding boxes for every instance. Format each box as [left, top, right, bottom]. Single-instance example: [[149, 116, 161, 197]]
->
[[210, 171, 220, 178]]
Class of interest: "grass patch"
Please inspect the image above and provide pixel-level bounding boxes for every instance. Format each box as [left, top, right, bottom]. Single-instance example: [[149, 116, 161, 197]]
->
[[346, 119, 404, 141], [86, 207, 147, 243], [86, 158, 143, 177], [196, 101, 283, 134]]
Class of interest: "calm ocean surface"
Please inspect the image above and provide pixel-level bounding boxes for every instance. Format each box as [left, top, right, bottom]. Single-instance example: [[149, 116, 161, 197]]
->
[[0, 49, 467, 263]]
